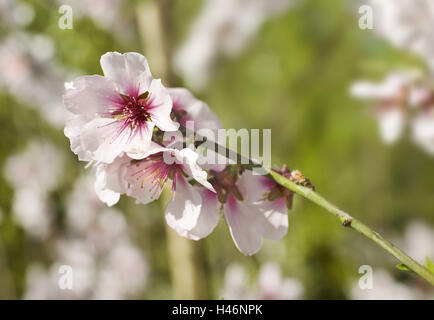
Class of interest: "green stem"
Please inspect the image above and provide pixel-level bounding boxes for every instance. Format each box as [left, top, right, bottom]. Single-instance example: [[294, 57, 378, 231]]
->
[[267, 169, 434, 286], [179, 127, 434, 285], [184, 127, 434, 285]]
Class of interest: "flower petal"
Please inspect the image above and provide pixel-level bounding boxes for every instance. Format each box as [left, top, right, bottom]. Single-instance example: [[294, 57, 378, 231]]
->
[[256, 198, 288, 241], [100, 52, 152, 96], [165, 174, 203, 235], [74, 117, 130, 163], [176, 148, 215, 192], [123, 158, 163, 204], [94, 154, 130, 206], [181, 188, 220, 240], [63, 75, 118, 117], [223, 195, 264, 255], [169, 87, 222, 132], [147, 79, 179, 131]]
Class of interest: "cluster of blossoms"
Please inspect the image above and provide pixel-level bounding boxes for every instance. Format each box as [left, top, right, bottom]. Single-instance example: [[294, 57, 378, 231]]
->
[[64, 52, 299, 255], [369, 0, 434, 71], [221, 262, 304, 300], [3, 140, 147, 299], [351, 71, 434, 154], [0, 32, 67, 128], [174, 0, 295, 90], [4, 140, 64, 239]]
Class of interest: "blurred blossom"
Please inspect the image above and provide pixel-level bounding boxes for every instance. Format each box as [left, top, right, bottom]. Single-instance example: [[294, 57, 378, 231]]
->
[[174, 0, 295, 90], [351, 71, 434, 153], [4, 141, 63, 192], [93, 240, 147, 299], [0, 0, 35, 27], [21, 172, 150, 300], [256, 262, 304, 300], [12, 189, 52, 239], [55, 240, 97, 296], [221, 264, 252, 299], [4, 141, 63, 239], [350, 269, 420, 300], [56, 0, 132, 36], [411, 110, 434, 155], [0, 33, 68, 127], [400, 221, 434, 265], [66, 175, 128, 248], [369, 0, 434, 70], [24, 264, 72, 300], [221, 262, 304, 300]]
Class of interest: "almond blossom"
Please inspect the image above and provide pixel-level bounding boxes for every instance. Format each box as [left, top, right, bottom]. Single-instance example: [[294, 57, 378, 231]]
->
[[369, 0, 434, 71], [169, 87, 222, 133], [411, 110, 434, 155], [168, 164, 291, 255], [95, 143, 216, 237], [64, 52, 179, 164], [174, 0, 295, 90], [350, 71, 418, 144]]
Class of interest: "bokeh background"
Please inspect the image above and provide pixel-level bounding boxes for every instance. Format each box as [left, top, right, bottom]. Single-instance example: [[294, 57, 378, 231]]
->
[[0, 0, 433, 299]]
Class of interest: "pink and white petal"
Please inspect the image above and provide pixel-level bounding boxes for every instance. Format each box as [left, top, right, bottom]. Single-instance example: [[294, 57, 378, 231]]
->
[[224, 195, 264, 256], [148, 79, 179, 132], [183, 188, 220, 240], [168, 87, 222, 131], [79, 117, 129, 163], [256, 198, 288, 241], [94, 178, 120, 206], [64, 113, 94, 162], [177, 148, 215, 192], [168, 88, 198, 112], [124, 122, 156, 159], [127, 140, 168, 161], [63, 75, 119, 117], [100, 52, 153, 96], [237, 170, 273, 203], [165, 174, 203, 236], [95, 155, 130, 194], [123, 160, 162, 204], [378, 109, 404, 144]]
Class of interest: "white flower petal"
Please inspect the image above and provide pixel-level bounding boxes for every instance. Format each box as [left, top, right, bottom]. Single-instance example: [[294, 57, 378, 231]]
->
[[224, 195, 264, 255], [73, 117, 129, 163], [378, 109, 405, 144], [169, 87, 222, 132], [165, 174, 203, 235], [148, 79, 179, 131], [100, 52, 152, 95], [185, 188, 220, 239], [177, 148, 215, 192], [63, 75, 118, 117], [94, 155, 131, 206], [256, 198, 288, 241]]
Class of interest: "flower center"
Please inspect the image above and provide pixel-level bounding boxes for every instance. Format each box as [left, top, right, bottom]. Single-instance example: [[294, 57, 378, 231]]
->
[[111, 91, 152, 130], [210, 165, 244, 203], [129, 152, 181, 198]]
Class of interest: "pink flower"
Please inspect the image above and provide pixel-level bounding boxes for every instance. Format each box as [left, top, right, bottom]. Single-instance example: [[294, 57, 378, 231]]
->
[[95, 144, 216, 235], [169, 88, 222, 132], [64, 52, 179, 164], [170, 165, 290, 255]]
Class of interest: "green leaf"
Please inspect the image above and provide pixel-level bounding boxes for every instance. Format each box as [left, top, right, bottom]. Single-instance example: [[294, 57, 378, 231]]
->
[[426, 257, 434, 274], [396, 264, 411, 272]]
